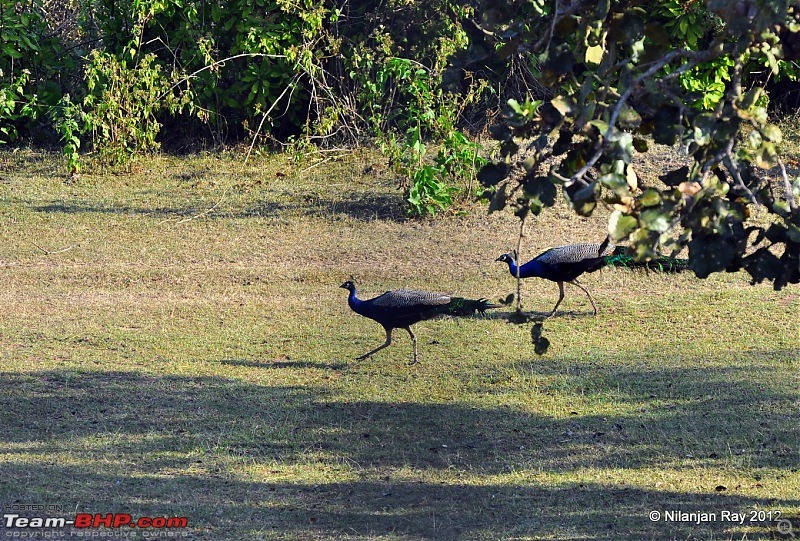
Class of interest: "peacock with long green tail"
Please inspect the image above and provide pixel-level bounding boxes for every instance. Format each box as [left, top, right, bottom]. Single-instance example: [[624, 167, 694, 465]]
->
[[496, 239, 688, 317], [340, 280, 500, 364]]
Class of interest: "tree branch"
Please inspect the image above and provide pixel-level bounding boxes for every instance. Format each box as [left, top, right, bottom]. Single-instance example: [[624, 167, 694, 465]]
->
[[569, 43, 733, 186], [30, 242, 74, 255], [776, 157, 798, 212]]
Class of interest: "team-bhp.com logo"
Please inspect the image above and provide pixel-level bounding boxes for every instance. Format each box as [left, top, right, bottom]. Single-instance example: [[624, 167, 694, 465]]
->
[[4, 513, 188, 529]]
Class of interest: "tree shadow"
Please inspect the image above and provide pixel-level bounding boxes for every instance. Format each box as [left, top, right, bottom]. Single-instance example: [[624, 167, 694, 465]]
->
[[0, 364, 797, 539], [1, 460, 796, 540], [24, 190, 407, 223], [29, 200, 294, 220]]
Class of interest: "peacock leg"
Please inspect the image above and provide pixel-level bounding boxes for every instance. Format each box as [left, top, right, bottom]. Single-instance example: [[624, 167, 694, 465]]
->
[[568, 279, 598, 315], [547, 281, 566, 317], [357, 327, 393, 360], [404, 327, 419, 365]]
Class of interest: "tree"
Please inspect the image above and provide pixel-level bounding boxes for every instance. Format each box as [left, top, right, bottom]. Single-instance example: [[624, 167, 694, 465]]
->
[[467, 0, 800, 306]]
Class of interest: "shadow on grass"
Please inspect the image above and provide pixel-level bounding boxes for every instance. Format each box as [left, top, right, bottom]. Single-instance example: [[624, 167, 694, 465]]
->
[[0, 364, 797, 539], [1, 461, 797, 540], [26, 189, 407, 223], [30, 201, 289, 220], [480, 308, 600, 320], [220, 358, 347, 370]]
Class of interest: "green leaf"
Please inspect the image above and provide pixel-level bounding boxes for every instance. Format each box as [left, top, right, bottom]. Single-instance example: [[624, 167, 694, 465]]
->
[[585, 44, 604, 65], [488, 183, 508, 213], [640, 188, 662, 207], [641, 22, 669, 63], [507, 98, 523, 114], [3, 46, 23, 59], [617, 104, 642, 131], [523, 176, 557, 207], [789, 224, 800, 244], [621, 9, 646, 41], [588, 119, 609, 134], [639, 208, 671, 233], [653, 107, 681, 145], [552, 95, 573, 116], [607, 131, 634, 162], [764, 50, 779, 74], [565, 180, 599, 216], [754, 141, 778, 169], [739, 86, 764, 109], [760, 124, 782, 143], [598, 172, 630, 197], [608, 210, 638, 241], [743, 247, 781, 284]]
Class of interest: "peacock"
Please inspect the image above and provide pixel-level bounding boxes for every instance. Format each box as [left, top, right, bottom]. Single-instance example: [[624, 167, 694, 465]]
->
[[495, 240, 687, 317], [340, 280, 499, 364]]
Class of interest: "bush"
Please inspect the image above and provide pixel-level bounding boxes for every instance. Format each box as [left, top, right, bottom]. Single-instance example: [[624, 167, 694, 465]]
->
[[0, 1, 69, 144]]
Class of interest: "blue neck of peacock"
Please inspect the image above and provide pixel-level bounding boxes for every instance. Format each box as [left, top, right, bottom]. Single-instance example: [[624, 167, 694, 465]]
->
[[503, 258, 519, 276], [347, 288, 365, 313], [511, 257, 546, 278]]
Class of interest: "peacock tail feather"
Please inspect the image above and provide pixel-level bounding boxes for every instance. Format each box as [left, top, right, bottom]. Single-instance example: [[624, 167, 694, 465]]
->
[[442, 297, 502, 316], [603, 253, 688, 272]]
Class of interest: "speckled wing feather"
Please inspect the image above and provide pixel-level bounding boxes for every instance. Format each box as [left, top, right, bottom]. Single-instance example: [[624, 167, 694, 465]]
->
[[370, 289, 451, 309], [535, 242, 616, 265]]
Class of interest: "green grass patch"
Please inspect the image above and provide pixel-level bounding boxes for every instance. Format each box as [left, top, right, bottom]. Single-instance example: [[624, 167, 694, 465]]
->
[[1, 148, 798, 540]]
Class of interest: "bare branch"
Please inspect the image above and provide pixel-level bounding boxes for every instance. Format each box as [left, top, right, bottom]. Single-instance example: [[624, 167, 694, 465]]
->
[[243, 74, 301, 167], [159, 188, 230, 226], [514, 204, 529, 314], [776, 157, 798, 212], [157, 53, 289, 101], [30, 241, 74, 255]]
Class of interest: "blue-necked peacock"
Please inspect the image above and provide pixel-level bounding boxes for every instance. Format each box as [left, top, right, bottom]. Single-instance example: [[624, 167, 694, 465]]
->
[[340, 280, 499, 364], [495, 240, 687, 316]]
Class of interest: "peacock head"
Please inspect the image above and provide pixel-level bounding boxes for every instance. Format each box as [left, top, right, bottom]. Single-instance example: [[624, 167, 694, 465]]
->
[[495, 253, 515, 264], [339, 280, 356, 292]]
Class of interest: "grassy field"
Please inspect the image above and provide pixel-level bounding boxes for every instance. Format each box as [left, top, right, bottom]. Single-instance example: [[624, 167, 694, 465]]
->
[[1, 148, 798, 540]]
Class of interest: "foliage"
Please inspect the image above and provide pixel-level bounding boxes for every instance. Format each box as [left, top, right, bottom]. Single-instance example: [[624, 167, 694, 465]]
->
[[402, 134, 486, 217], [81, 0, 329, 142], [0, 70, 34, 143], [3, 0, 795, 231], [655, 0, 716, 49], [0, 0, 68, 143], [81, 49, 193, 167], [403, 131, 459, 217], [1, 0, 488, 211], [471, 0, 800, 323], [366, 58, 486, 216], [50, 94, 83, 176], [335, 3, 488, 217]]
